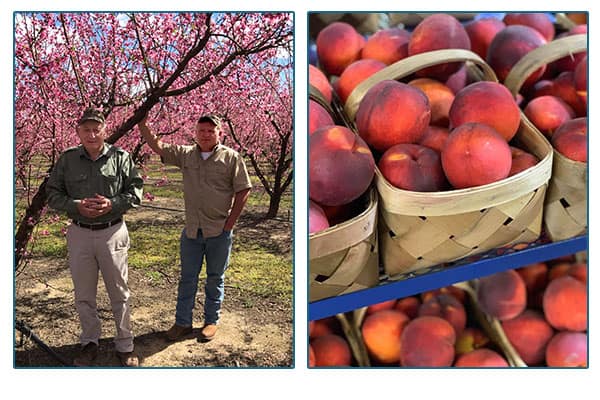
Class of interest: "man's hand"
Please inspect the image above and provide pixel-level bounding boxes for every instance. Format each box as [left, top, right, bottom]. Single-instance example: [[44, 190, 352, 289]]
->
[[77, 194, 113, 218]]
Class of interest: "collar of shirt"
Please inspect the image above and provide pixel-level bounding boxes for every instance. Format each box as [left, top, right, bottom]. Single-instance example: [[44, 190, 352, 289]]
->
[[195, 143, 223, 157], [77, 143, 111, 161]]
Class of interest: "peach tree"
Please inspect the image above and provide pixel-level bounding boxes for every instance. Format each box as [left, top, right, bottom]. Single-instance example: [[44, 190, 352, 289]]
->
[[14, 12, 293, 269]]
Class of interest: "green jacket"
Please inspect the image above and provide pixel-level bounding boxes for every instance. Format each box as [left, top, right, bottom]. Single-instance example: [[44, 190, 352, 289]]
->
[[46, 144, 143, 224]]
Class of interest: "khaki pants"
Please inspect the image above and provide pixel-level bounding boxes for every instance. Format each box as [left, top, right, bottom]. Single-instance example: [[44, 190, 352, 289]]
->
[[66, 221, 133, 352]]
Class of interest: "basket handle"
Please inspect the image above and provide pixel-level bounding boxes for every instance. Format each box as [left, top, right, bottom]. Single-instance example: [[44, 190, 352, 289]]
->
[[309, 84, 335, 115], [344, 48, 498, 120], [503, 34, 587, 96]]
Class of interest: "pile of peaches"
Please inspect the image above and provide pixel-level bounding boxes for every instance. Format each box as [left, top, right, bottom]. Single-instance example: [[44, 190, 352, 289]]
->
[[309, 12, 587, 234], [309, 255, 587, 367]]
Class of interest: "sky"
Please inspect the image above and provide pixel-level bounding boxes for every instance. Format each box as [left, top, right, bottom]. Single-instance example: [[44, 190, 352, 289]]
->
[[2, 1, 598, 399]]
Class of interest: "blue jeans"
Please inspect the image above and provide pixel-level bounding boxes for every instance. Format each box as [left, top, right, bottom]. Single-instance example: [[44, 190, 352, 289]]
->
[[175, 229, 233, 326]]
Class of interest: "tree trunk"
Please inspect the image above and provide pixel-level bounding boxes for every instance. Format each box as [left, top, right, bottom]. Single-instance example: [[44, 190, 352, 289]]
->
[[15, 176, 49, 268], [265, 189, 282, 219]]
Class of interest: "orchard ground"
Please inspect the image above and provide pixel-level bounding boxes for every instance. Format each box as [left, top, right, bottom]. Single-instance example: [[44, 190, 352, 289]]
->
[[14, 156, 293, 367]]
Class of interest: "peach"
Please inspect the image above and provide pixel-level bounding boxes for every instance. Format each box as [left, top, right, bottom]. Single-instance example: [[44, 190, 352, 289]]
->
[[543, 276, 587, 332], [568, 263, 587, 284], [530, 79, 553, 98], [547, 262, 571, 282], [449, 81, 521, 142], [361, 309, 410, 364], [308, 100, 334, 136], [545, 72, 587, 117], [524, 96, 575, 138], [309, 125, 375, 206], [378, 144, 448, 192], [477, 269, 527, 321], [552, 25, 587, 74], [550, 254, 576, 264], [316, 22, 365, 76], [445, 64, 469, 94], [441, 123, 512, 189], [574, 55, 587, 106], [418, 293, 467, 335], [517, 262, 548, 293], [516, 262, 548, 308], [356, 80, 431, 152], [320, 197, 364, 227], [309, 64, 333, 103], [502, 309, 554, 365], [568, 24, 588, 35], [509, 146, 539, 177], [487, 25, 547, 87], [502, 13, 555, 41], [421, 286, 467, 305], [395, 296, 421, 319], [408, 78, 455, 126], [455, 327, 490, 356], [408, 13, 471, 80], [464, 17, 506, 59], [366, 299, 397, 315], [545, 332, 587, 367], [454, 348, 509, 367], [551, 117, 587, 162], [336, 58, 386, 104], [361, 28, 411, 65], [546, 261, 586, 284], [418, 126, 450, 153], [400, 316, 456, 367], [309, 316, 341, 339], [566, 14, 587, 25], [308, 343, 316, 367], [309, 200, 329, 234], [310, 334, 352, 366]]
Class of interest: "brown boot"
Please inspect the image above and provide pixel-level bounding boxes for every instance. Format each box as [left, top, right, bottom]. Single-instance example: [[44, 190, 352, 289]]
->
[[199, 324, 218, 342], [116, 351, 139, 367], [73, 342, 98, 367], [165, 323, 193, 341]]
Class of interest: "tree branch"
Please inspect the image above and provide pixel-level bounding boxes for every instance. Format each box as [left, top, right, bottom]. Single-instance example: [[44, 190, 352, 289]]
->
[[131, 13, 155, 90], [59, 13, 87, 104]]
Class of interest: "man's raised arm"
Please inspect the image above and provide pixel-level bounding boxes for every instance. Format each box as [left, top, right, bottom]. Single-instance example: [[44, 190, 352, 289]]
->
[[138, 115, 165, 157]]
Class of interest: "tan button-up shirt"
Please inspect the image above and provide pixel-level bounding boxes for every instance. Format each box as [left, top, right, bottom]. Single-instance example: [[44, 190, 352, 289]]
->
[[161, 143, 252, 239]]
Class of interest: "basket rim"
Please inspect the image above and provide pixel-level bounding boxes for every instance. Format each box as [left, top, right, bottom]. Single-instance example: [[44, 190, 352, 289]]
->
[[309, 188, 378, 258]]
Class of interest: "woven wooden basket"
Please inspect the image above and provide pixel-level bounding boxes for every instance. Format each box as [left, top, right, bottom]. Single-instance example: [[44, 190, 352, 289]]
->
[[504, 34, 588, 242], [309, 188, 380, 302], [343, 49, 553, 277]]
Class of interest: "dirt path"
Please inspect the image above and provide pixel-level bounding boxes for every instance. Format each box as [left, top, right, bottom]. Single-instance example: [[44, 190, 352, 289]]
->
[[14, 200, 293, 368]]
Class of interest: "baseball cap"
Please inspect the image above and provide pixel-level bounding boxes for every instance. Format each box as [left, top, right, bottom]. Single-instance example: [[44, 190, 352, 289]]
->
[[78, 107, 105, 125], [198, 114, 222, 127]]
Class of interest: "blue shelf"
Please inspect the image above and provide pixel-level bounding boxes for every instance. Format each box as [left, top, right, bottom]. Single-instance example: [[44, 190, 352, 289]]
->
[[309, 235, 587, 321]]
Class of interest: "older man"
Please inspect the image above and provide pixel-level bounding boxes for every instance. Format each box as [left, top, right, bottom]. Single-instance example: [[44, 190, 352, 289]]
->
[[46, 107, 143, 367], [138, 113, 251, 342]]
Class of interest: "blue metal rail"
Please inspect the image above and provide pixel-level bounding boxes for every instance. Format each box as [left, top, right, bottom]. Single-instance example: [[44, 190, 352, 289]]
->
[[309, 235, 587, 320]]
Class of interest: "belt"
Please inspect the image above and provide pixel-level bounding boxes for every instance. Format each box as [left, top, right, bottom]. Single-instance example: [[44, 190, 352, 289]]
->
[[72, 217, 122, 231]]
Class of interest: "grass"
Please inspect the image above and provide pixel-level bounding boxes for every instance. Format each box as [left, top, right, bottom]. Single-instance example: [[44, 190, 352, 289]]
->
[[227, 244, 292, 304]]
